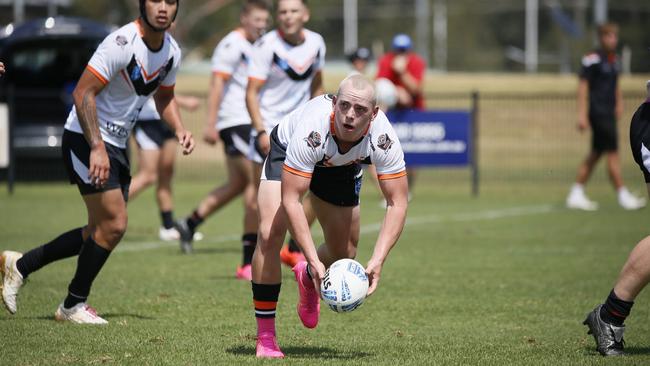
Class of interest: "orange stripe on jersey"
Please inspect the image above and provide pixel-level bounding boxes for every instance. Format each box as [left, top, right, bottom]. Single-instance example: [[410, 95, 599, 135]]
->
[[248, 76, 266, 84], [254, 300, 277, 310], [86, 65, 108, 85], [283, 165, 313, 179], [377, 171, 407, 180], [134, 19, 144, 37], [213, 71, 232, 80], [159, 84, 175, 91], [329, 111, 336, 135]]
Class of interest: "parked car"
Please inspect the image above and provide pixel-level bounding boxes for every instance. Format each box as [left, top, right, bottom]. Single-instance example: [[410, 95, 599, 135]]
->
[[0, 17, 111, 178]]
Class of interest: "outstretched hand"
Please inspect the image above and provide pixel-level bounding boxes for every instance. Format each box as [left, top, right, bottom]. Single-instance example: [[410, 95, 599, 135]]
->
[[365, 260, 383, 296]]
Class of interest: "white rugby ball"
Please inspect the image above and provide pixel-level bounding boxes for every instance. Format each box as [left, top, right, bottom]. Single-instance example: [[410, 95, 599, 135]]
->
[[375, 78, 397, 109], [320, 258, 369, 313]]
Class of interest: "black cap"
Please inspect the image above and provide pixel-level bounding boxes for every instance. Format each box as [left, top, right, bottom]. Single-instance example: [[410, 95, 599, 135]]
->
[[348, 47, 372, 62]]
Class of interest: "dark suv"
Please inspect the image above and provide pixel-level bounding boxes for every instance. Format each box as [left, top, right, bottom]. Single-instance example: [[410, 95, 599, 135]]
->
[[0, 17, 111, 178]]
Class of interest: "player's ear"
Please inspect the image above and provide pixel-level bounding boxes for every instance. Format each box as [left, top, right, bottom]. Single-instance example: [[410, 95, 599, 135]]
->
[[332, 95, 337, 108], [302, 6, 310, 23], [372, 105, 379, 120]]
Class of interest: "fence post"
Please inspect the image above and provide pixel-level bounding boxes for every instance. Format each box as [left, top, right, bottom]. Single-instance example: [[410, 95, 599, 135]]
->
[[7, 85, 15, 195], [471, 90, 479, 197]]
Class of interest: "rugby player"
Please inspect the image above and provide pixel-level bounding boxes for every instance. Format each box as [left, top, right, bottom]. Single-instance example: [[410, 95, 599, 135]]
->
[[251, 75, 408, 358], [130, 95, 200, 242], [175, 1, 270, 283], [583, 81, 650, 356], [0, 0, 194, 324], [567, 23, 645, 210], [245, 0, 326, 267]]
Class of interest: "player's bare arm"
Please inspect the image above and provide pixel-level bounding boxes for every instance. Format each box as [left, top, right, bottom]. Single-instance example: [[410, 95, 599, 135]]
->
[[281, 169, 326, 289], [310, 70, 325, 98], [204, 72, 228, 145], [154, 88, 195, 155], [577, 78, 589, 131], [72, 69, 109, 188], [0, 61, 5, 76], [246, 77, 270, 154], [366, 174, 409, 296], [615, 84, 624, 121]]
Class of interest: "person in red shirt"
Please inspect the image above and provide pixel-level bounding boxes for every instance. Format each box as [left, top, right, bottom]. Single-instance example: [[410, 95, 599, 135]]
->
[[376, 34, 425, 110]]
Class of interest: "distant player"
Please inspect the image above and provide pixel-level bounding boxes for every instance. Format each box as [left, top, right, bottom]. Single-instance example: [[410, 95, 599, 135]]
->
[[251, 75, 408, 358], [583, 82, 650, 356], [567, 23, 645, 210], [175, 0, 271, 282], [130, 95, 200, 241], [246, 0, 326, 267], [0, 0, 194, 324], [347, 47, 371, 76]]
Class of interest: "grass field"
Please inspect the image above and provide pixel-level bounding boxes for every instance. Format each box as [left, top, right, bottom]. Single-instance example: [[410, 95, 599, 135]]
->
[[2, 173, 650, 365]]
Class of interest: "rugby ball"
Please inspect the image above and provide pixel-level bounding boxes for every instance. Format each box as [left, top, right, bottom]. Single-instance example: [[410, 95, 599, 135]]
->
[[320, 258, 369, 313], [375, 78, 397, 110]]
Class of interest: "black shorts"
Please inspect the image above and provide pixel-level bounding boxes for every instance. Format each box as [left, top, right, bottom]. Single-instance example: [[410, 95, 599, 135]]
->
[[62, 130, 131, 202], [134, 119, 175, 150], [590, 114, 618, 152], [262, 126, 362, 207], [219, 125, 251, 157], [630, 102, 650, 183]]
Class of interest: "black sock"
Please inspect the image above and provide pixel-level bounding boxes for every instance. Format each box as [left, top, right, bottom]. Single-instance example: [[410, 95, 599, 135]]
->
[[186, 210, 204, 233], [160, 211, 174, 230], [600, 289, 634, 326], [64, 237, 111, 309], [288, 238, 301, 253], [252, 282, 281, 319], [16, 228, 84, 279], [242, 233, 257, 266]]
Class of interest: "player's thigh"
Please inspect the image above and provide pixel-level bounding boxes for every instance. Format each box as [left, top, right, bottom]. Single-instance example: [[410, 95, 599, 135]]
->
[[137, 148, 161, 178], [157, 139, 177, 178], [312, 194, 360, 256], [226, 155, 251, 188], [257, 180, 286, 244], [82, 189, 128, 239]]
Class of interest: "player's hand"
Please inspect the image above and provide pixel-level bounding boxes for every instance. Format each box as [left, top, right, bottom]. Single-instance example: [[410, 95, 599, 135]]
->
[[577, 115, 588, 133], [365, 260, 382, 296], [177, 129, 195, 155], [391, 55, 408, 75], [203, 125, 219, 145], [256, 131, 270, 156], [89, 144, 110, 189], [0, 62, 5, 76], [307, 259, 326, 295]]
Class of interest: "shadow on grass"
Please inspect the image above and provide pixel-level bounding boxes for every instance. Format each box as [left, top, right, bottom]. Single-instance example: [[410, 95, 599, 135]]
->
[[226, 345, 370, 359], [623, 346, 650, 355], [26, 313, 156, 321]]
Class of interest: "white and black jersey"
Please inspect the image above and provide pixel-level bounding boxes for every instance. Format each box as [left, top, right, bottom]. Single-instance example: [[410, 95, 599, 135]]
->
[[65, 19, 181, 149]]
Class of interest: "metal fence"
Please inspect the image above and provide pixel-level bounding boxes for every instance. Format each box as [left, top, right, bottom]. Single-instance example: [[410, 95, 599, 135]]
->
[[2, 90, 648, 194]]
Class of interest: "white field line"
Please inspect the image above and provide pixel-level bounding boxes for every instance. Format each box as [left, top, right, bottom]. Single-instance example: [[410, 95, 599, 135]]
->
[[116, 204, 556, 254]]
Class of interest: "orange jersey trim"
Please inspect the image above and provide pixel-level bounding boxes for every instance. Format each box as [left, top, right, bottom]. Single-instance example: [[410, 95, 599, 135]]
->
[[86, 65, 108, 85], [377, 171, 407, 180], [159, 84, 175, 91], [213, 71, 232, 80], [283, 164, 313, 179], [253, 300, 277, 310]]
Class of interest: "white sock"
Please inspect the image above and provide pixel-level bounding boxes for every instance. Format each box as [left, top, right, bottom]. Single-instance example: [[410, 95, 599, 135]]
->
[[570, 183, 585, 196]]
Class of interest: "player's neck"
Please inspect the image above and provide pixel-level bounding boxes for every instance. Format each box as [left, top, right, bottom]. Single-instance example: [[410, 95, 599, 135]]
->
[[278, 29, 305, 46], [137, 18, 166, 51]]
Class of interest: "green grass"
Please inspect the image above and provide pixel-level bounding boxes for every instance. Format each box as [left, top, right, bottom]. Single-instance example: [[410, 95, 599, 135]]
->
[[1, 171, 650, 365]]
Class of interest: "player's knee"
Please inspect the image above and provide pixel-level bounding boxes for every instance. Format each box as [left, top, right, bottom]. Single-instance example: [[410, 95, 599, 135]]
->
[[101, 216, 128, 244]]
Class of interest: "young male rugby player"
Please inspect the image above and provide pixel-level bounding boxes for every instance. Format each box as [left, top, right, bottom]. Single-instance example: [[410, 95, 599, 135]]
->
[[0, 0, 194, 324], [584, 82, 650, 355], [251, 75, 408, 358], [245, 0, 326, 267], [175, 0, 270, 282]]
